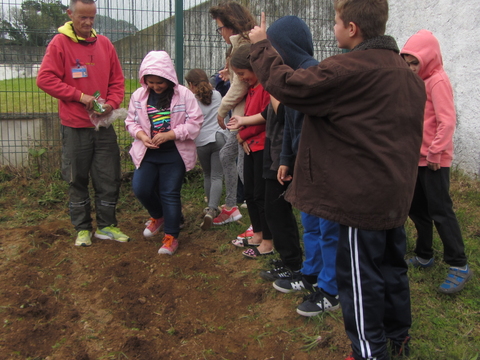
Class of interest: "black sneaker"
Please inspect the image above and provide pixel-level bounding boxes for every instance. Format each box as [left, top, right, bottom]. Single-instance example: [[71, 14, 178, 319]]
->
[[273, 271, 316, 293], [296, 288, 340, 317], [390, 336, 410, 358], [259, 260, 292, 281]]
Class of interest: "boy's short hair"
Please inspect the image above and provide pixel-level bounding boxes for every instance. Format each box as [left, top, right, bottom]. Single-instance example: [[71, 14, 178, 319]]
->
[[334, 0, 388, 40]]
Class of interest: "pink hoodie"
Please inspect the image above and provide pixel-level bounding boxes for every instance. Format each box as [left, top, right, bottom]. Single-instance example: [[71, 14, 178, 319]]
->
[[125, 51, 203, 170], [401, 30, 456, 167]]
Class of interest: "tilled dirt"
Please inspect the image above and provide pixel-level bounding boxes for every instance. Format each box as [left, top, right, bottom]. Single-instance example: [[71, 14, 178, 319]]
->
[[0, 212, 350, 360]]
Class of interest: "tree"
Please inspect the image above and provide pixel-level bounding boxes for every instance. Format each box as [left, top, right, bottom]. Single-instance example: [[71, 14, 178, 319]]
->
[[1, 0, 68, 46], [1, 7, 28, 44], [22, 0, 69, 46], [0, 0, 138, 45]]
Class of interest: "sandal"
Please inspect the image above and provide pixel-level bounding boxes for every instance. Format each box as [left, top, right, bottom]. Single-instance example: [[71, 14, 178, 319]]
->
[[242, 247, 274, 259], [231, 238, 260, 247], [437, 265, 473, 294]]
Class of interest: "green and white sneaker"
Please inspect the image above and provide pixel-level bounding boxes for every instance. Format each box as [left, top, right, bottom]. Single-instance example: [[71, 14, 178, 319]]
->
[[95, 226, 130, 243], [75, 230, 92, 247]]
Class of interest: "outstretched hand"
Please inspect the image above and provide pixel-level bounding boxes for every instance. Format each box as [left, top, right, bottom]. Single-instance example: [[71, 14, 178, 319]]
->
[[226, 115, 243, 130], [249, 12, 267, 44]]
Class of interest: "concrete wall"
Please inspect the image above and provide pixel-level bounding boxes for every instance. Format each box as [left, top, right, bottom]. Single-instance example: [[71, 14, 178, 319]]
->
[[0, 46, 46, 64], [115, 0, 339, 81], [387, 0, 480, 177], [0, 64, 40, 81], [0, 45, 44, 80], [0, 114, 61, 171]]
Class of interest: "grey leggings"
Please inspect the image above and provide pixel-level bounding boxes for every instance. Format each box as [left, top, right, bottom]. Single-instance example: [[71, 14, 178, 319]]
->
[[197, 132, 226, 210], [219, 130, 244, 208]]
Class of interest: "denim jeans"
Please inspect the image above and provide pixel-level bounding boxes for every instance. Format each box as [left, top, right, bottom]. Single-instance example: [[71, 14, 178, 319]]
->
[[300, 212, 339, 295], [132, 144, 186, 238]]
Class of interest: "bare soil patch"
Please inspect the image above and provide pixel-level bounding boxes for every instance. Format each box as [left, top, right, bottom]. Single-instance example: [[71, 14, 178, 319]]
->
[[0, 196, 350, 360]]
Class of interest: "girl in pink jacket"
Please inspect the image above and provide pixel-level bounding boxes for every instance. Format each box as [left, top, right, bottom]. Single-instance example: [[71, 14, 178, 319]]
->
[[125, 51, 203, 255], [401, 30, 472, 294]]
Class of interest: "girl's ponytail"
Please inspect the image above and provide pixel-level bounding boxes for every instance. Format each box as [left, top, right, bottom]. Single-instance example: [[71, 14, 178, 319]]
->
[[185, 69, 213, 106]]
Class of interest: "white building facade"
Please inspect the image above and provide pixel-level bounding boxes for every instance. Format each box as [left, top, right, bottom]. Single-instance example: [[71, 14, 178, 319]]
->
[[387, 0, 480, 177]]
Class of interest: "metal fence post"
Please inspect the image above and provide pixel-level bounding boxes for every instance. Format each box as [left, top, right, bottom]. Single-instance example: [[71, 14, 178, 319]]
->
[[175, 0, 184, 82]]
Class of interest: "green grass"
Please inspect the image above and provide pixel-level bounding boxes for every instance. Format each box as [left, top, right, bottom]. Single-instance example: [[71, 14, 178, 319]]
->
[[0, 77, 57, 113], [0, 77, 143, 174], [0, 77, 140, 113], [402, 170, 480, 360]]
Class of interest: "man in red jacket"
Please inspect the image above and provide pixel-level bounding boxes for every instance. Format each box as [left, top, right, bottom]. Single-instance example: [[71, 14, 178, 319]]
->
[[37, 0, 129, 247]]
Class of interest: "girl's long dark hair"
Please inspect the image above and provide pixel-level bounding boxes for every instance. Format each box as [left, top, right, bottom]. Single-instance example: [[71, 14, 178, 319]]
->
[[185, 69, 213, 106], [145, 75, 175, 110]]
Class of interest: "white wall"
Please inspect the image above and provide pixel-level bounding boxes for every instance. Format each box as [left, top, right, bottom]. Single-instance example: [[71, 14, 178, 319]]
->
[[0, 64, 39, 81], [387, 0, 480, 177]]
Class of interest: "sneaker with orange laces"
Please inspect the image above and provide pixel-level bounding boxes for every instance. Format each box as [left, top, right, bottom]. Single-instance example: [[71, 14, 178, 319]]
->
[[237, 224, 254, 240], [143, 217, 164, 237], [212, 205, 242, 225], [158, 234, 178, 255]]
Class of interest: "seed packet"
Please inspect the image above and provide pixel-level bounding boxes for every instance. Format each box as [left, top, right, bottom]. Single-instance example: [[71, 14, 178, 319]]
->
[[92, 90, 105, 113]]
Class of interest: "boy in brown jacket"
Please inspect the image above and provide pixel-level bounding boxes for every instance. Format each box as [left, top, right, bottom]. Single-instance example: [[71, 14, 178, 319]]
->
[[248, 1, 426, 359]]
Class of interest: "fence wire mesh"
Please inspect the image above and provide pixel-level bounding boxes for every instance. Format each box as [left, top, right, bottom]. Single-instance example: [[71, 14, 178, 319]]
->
[[0, 0, 339, 174]]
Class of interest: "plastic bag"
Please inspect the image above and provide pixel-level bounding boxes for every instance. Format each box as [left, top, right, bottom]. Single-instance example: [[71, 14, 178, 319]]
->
[[89, 91, 128, 130]]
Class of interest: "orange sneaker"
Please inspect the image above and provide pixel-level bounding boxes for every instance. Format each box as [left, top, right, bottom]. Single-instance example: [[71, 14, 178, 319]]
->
[[158, 234, 178, 255], [143, 217, 164, 237]]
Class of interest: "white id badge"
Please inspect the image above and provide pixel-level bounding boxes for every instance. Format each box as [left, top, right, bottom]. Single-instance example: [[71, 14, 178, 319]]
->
[[72, 66, 88, 79], [72, 59, 88, 78]]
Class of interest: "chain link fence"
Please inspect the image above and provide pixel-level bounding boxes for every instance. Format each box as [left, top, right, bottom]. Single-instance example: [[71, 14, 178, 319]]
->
[[0, 0, 339, 174]]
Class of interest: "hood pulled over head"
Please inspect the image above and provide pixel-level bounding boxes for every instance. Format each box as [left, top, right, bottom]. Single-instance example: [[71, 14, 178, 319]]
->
[[139, 51, 178, 88], [266, 16, 317, 70], [401, 29, 443, 80]]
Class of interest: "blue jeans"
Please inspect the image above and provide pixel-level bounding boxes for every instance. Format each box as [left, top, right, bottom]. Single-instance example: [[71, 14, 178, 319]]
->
[[132, 145, 185, 238], [300, 212, 339, 295]]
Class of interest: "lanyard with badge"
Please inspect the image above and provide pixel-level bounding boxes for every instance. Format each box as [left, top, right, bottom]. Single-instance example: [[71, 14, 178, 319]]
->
[[72, 59, 88, 79]]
